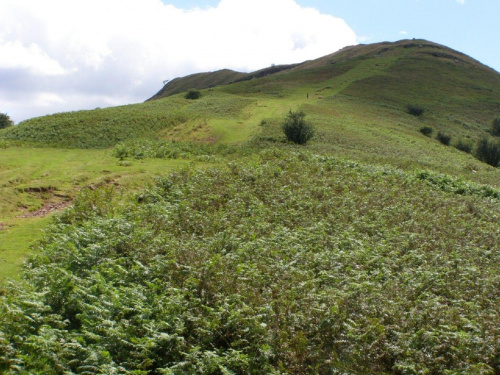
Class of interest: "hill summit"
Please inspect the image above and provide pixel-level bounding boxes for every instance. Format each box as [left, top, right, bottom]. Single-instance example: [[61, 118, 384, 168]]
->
[[148, 39, 499, 103]]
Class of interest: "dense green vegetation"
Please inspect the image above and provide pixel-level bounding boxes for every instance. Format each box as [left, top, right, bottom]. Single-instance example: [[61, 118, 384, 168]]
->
[[184, 89, 202, 100], [1, 149, 499, 373], [491, 117, 500, 136], [436, 131, 452, 146], [1, 39, 500, 374], [475, 137, 500, 167]]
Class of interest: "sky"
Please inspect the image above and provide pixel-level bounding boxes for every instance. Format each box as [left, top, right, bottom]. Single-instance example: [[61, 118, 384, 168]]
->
[[0, 0, 499, 123]]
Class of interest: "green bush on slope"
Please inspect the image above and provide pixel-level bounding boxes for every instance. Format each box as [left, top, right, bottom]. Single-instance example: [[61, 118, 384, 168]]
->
[[475, 137, 500, 167], [184, 89, 202, 100], [491, 117, 500, 136], [282, 110, 314, 145]]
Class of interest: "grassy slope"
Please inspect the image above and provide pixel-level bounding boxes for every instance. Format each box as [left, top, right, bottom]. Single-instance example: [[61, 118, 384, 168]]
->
[[0, 146, 195, 279], [1, 39, 500, 280], [1, 149, 498, 373], [3, 39, 499, 157]]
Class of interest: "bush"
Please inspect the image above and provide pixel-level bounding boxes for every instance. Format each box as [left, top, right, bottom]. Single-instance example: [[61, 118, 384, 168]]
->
[[419, 126, 433, 137], [437, 131, 451, 145], [454, 138, 473, 153], [0, 113, 13, 129], [475, 137, 500, 167], [407, 104, 425, 117], [282, 110, 314, 145], [184, 89, 202, 100], [491, 117, 500, 136]]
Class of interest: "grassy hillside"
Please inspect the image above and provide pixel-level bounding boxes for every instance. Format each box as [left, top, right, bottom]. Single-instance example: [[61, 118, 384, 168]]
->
[[2, 40, 499, 173], [1, 149, 499, 374], [0, 144, 210, 279], [1, 39, 500, 374]]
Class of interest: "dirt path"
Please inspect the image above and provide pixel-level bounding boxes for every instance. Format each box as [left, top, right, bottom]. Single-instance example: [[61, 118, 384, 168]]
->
[[17, 200, 72, 218]]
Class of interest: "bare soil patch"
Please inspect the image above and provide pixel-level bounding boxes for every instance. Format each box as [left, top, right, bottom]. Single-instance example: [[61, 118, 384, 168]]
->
[[18, 201, 72, 219]]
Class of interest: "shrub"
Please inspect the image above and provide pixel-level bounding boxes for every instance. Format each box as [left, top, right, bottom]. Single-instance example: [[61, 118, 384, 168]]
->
[[475, 137, 500, 167], [437, 131, 451, 145], [491, 117, 500, 136], [282, 110, 314, 145], [0, 113, 13, 129], [407, 104, 425, 117], [184, 89, 202, 100], [419, 126, 433, 137], [454, 138, 473, 153]]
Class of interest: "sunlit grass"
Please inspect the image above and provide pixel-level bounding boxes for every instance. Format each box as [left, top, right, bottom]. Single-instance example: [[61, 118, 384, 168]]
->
[[0, 146, 192, 280]]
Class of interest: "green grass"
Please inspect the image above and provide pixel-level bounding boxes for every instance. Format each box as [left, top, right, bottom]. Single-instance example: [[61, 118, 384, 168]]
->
[[0, 216, 51, 280], [0, 146, 195, 280], [1, 92, 257, 148]]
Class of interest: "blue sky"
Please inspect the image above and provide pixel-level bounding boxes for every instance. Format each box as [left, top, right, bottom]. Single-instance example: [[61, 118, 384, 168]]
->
[[308, 0, 500, 72], [0, 0, 498, 123]]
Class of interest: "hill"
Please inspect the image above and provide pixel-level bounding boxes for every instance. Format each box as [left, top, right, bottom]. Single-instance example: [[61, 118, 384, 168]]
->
[[1, 39, 500, 374], [3, 39, 498, 182], [2, 39, 499, 147]]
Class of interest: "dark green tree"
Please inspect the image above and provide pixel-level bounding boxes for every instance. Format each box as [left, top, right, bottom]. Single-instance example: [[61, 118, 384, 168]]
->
[[184, 89, 202, 100], [436, 131, 451, 146], [407, 104, 425, 117], [0, 113, 13, 129], [491, 117, 500, 136], [282, 110, 314, 145], [475, 137, 500, 167], [419, 126, 433, 137]]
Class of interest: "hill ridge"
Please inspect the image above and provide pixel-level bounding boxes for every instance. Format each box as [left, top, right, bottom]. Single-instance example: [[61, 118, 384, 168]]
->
[[147, 39, 499, 101]]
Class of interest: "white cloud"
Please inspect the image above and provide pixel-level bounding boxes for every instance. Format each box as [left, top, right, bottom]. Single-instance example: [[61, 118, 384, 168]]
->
[[0, 0, 357, 122], [0, 41, 67, 75], [399, 31, 408, 36], [456, 0, 465, 4]]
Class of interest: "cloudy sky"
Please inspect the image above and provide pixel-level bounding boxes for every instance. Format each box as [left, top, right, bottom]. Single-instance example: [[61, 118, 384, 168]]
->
[[1, 0, 499, 123]]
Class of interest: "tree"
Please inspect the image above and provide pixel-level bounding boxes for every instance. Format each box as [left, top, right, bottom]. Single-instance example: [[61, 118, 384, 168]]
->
[[407, 104, 425, 117], [184, 89, 201, 100], [282, 110, 314, 145], [436, 131, 451, 146], [475, 137, 500, 167], [491, 117, 500, 136], [0, 113, 13, 129], [419, 126, 433, 137]]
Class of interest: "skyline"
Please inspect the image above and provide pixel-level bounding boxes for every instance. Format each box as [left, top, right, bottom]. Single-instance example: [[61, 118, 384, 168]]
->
[[1, 0, 498, 123]]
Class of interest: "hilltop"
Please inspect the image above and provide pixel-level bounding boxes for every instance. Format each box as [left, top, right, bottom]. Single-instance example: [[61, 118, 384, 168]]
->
[[150, 39, 499, 102]]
